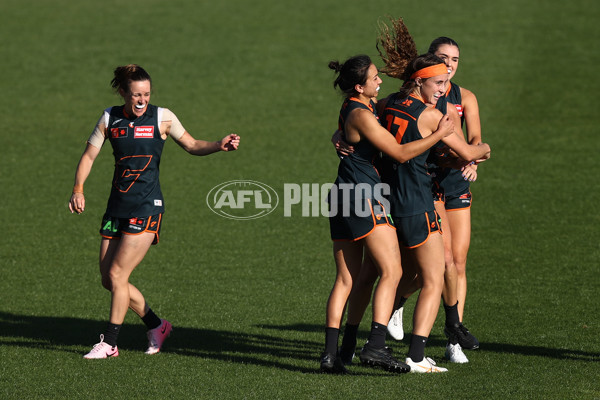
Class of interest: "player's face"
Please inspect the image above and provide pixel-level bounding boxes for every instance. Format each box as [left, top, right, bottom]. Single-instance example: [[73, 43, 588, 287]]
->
[[357, 64, 382, 99], [434, 44, 460, 80], [122, 80, 151, 118], [420, 74, 449, 106]]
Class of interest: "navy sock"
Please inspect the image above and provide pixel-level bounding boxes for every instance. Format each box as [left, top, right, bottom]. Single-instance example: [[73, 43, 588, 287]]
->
[[408, 334, 428, 362], [444, 301, 460, 327], [103, 323, 121, 347], [324, 327, 340, 355], [141, 308, 162, 330], [340, 323, 359, 352], [367, 321, 387, 349]]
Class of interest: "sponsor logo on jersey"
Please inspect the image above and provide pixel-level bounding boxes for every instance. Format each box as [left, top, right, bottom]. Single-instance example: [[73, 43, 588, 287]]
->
[[134, 126, 155, 138], [154, 199, 162, 206], [111, 118, 123, 126], [401, 99, 413, 107], [111, 127, 128, 138], [455, 104, 463, 117]]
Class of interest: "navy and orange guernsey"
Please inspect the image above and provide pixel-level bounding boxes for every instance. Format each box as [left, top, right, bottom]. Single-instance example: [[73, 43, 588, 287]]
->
[[335, 97, 380, 185], [380, 93, 435, 217], [329, 97, 393, 241], [105, 104, 165, 218], [429, 81, 470, 198]]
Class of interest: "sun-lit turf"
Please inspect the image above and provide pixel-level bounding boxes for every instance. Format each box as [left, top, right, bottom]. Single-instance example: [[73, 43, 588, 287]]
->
[[1, 0, 598, 398]]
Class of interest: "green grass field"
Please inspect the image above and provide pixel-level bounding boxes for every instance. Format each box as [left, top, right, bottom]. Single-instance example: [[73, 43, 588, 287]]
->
[[1, 0, 599, 398]]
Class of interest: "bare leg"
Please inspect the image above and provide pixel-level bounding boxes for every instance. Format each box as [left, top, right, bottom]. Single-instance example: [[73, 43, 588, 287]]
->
[[435, 202, 459, 309], [326, 241, 363, 329], [410, 233, 445, 337], [446, 208, 471, 321], [100, 238, 150, 318], [101, 233, 155, 325], [362, 225, 402, 325], [322, 240, 363, 372], [345, 254, 378, 325]]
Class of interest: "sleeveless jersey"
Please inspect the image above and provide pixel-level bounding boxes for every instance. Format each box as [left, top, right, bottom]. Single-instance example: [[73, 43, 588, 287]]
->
[[380, 93, 434, 217], [335, 97, 380, 181], [329, 97, 389, 240], [429, 81, 470, 197], [104, 104, 166, 218]]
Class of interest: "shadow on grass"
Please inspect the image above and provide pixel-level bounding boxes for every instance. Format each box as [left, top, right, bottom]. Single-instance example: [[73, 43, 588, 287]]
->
[[3, 312, 595, 376], [0, 311, 389, 375], [260, 323, 600, 362]]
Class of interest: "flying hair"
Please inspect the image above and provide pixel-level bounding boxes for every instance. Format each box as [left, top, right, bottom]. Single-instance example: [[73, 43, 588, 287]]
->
[[376, 17, 446, 97], [376, 17, 418, 80]]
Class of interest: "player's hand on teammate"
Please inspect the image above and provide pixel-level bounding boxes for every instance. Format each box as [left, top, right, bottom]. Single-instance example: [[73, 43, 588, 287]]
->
[[332, 129, 354, 156], [437, 114, 454, 137], [461, 163, 478, 182]]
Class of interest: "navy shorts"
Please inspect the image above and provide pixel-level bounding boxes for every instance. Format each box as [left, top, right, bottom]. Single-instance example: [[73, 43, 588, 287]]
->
[[393, 210, 442, 248], [100, 213, 162, 245], [435, 188, 472, 211], [330, 200, 394, 241]]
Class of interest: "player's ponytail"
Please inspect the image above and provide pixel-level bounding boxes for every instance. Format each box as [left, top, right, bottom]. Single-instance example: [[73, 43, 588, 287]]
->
[[329, 55, 372, 97]]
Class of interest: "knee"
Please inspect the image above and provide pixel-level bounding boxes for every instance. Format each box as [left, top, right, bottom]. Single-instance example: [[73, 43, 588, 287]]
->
[[335, 273, 354, 293], [99, 264, 112, 291], [429, 274, 445, 291], [108, 264, 127, 289], [453, 254, 467, 277], [380, 267, 401, 287], [423, 266, 445, 291], [101, 275, 112, 291], [354, 273, 376, 294], [443, 248, 454, 270]]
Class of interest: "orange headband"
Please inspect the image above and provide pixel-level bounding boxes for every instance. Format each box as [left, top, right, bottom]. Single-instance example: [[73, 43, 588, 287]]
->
[[410, 63, 448, 80]]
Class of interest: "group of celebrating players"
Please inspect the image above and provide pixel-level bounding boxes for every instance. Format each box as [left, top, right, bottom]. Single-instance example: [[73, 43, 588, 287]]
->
[[321, 17, 491, 374]]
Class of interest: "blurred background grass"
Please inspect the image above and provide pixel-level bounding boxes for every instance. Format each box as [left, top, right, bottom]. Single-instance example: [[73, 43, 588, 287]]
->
[[0, 0, 598, 398]]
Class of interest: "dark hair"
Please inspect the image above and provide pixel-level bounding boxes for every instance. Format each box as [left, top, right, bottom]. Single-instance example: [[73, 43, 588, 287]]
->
[[110, 64, 152, 93], [428, 36, 460, 55], [376, 17, 445, 97], [329, 55, 372, 97]]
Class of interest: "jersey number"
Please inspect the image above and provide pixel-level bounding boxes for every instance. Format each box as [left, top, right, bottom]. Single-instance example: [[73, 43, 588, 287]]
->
[[114, 155, 152, 192], [385, 115, 409, 143]]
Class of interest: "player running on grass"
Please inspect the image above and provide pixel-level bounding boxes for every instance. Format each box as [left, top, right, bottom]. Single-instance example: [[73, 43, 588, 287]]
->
[[69, 64, 240, 359]]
